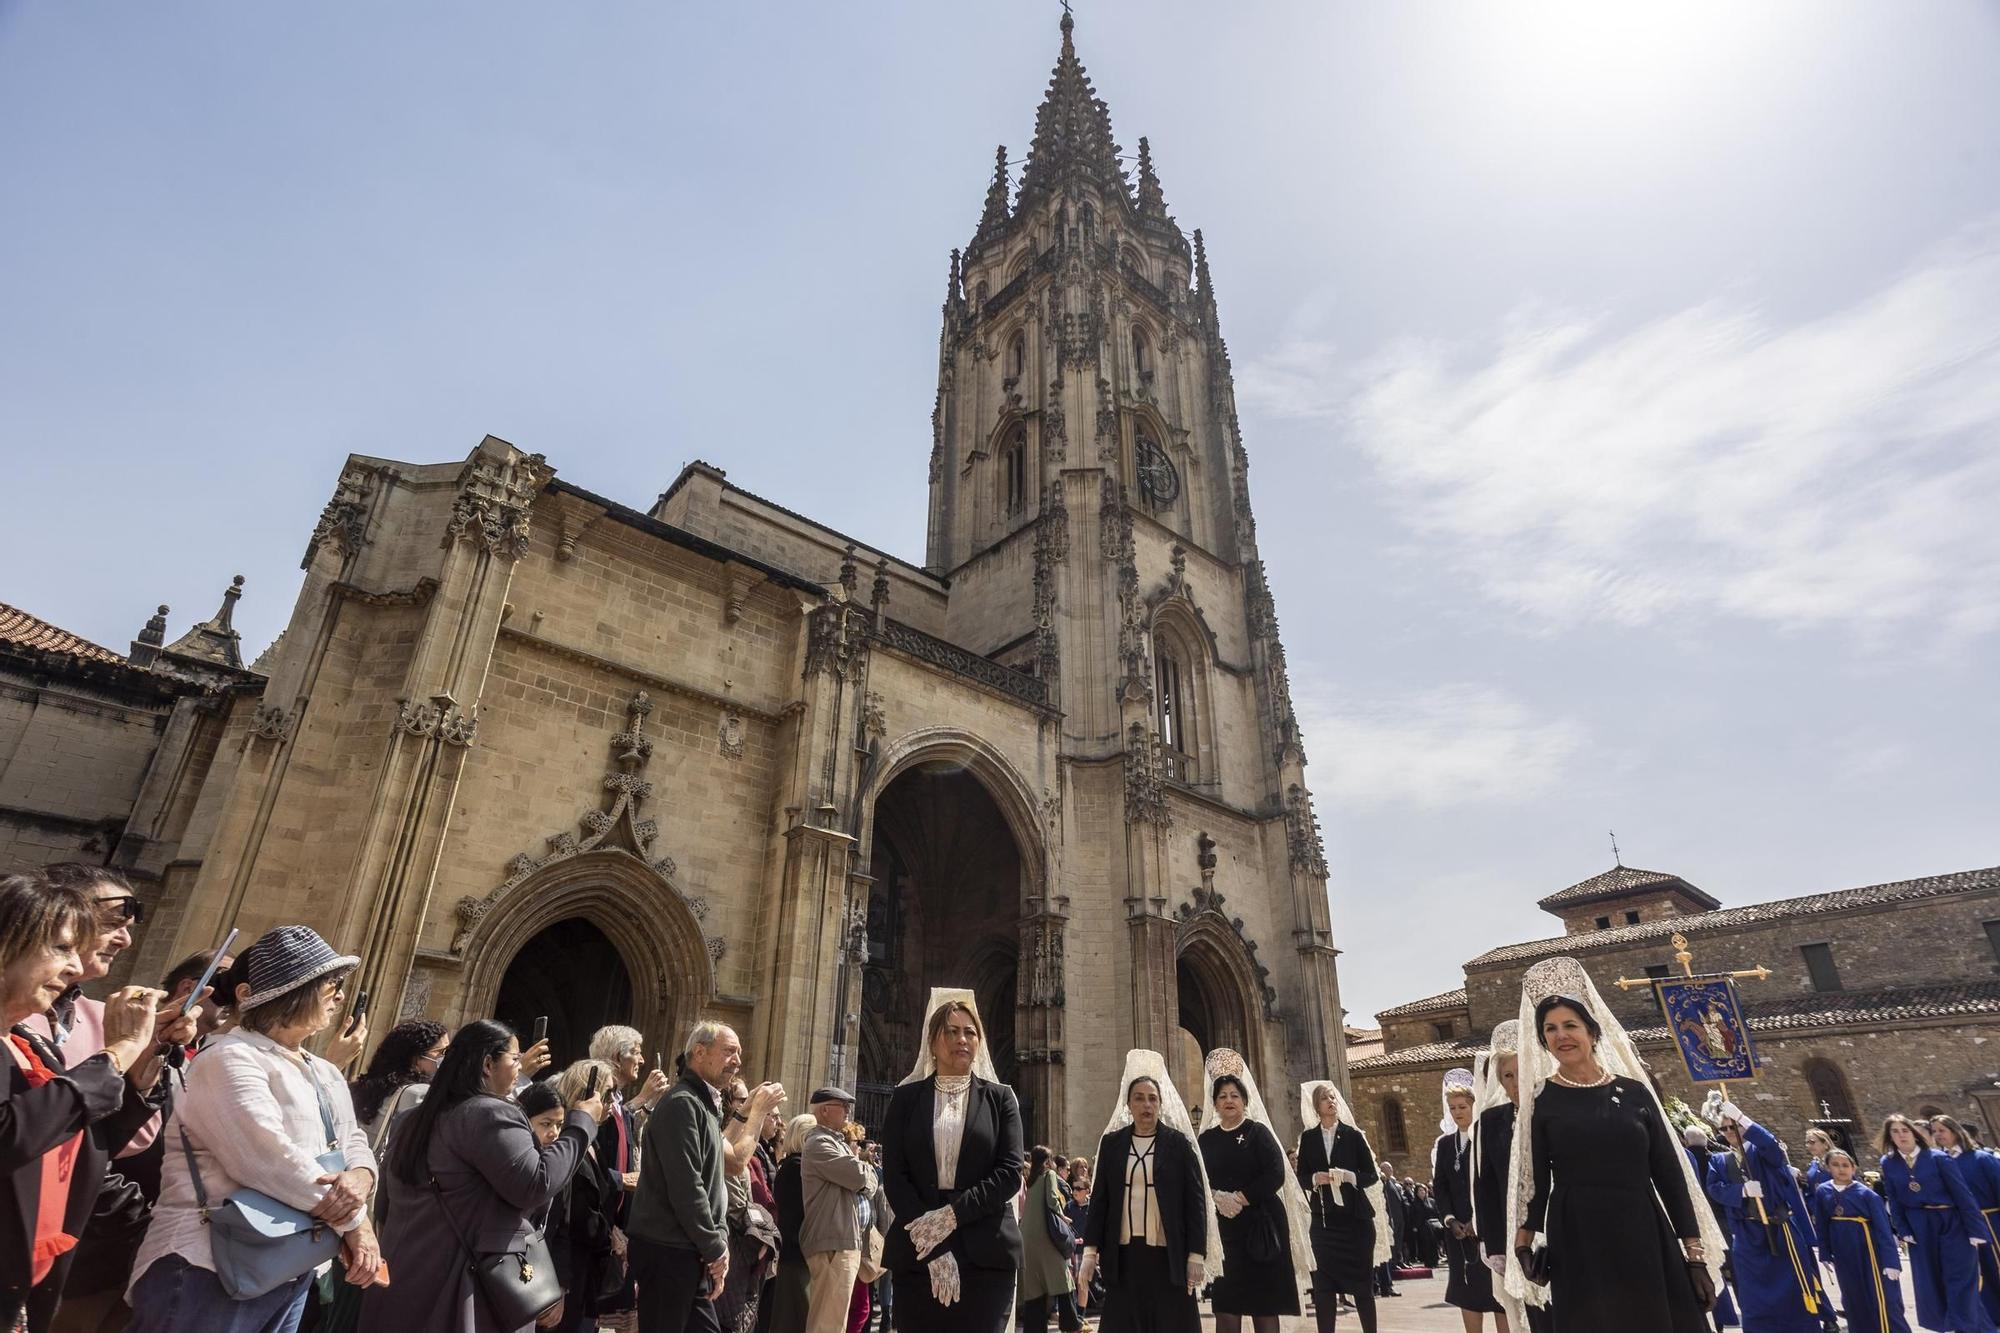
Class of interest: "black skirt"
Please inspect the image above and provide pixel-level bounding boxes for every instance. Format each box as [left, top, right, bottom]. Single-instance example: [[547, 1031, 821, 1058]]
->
[[1211, 1206, 1300, 1315], [890, 1261, 1013, 1333], [1097, 1243, 1200, 1333], [1309, 1210, 1376, 1293], [1442, 1231, 1502, 1313]]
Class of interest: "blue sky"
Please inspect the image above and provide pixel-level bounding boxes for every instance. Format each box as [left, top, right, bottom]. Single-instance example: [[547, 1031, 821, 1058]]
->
[[4, 2, 1998, 1024]]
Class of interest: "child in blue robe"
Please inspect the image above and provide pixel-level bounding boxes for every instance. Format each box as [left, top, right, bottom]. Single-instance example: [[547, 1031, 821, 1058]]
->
[[1879, 1114, 1994, 1333], [1810, 1150, 1909, 1333], [1803, 1129, 1836, 1195], [1706, 1104, 1826, 1333]]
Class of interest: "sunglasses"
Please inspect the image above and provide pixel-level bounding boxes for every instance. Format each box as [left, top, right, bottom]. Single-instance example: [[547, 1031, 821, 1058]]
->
[[101, 896, 144, 925]]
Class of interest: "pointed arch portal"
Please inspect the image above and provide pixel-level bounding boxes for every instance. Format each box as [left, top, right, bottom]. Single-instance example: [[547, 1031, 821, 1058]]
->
[[495, 919, 632, 1066]]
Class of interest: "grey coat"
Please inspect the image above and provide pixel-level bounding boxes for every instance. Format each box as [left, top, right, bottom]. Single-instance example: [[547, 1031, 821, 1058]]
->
[[365, 1092, 595, 1333]]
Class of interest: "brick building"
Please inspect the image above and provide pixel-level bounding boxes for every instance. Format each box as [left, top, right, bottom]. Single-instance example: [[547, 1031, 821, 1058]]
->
[[0, 13, 1347, 1156], [1349, 862, 2000, 1177]]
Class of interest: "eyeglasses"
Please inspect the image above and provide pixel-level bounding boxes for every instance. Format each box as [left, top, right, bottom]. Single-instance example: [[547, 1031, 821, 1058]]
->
[[418, 1046, 448, 1063], [101, 896, 144, 925]]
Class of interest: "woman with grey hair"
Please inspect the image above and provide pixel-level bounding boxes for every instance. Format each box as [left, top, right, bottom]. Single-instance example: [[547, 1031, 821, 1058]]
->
[[587, 1025, 668, 1330]]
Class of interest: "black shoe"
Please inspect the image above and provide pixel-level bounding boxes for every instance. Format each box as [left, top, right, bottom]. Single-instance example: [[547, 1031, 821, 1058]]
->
[[1384, 1288, 1403, 1297]]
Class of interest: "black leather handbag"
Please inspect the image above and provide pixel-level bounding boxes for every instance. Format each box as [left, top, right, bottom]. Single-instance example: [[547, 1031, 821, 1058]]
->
[[430, 1178, 564, 1327], [1515, 1242, 1552, 1286]]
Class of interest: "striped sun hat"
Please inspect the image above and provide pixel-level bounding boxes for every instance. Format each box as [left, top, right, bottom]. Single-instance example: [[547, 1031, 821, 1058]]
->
[[237, 925, 360, 1012]]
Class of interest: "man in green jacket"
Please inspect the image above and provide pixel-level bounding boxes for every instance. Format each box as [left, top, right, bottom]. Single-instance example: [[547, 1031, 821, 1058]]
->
[[630, 1021, 739, 1333]]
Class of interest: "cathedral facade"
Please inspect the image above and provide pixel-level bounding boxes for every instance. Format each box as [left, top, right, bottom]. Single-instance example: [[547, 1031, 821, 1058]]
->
[[38, 15, 1342, 1152]]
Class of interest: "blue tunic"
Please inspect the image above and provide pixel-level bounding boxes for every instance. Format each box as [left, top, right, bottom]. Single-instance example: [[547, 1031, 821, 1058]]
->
[[1810, 1181, 1911, 1333], [1879, 1148, 1995, 1333], [1948, 1149, 2000, 1322], [1704, 1120, 1825, 1333], [1805, 1158, 1832, 1194]]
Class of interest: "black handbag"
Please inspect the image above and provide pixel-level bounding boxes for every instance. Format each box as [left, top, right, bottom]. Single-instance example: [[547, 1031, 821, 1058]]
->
[[1515, 1243, 1552, 1286], [430, 1177, 564, 1327], [1242, 1203, 1282, 1264], [1045, 1195, 1076, 1255]]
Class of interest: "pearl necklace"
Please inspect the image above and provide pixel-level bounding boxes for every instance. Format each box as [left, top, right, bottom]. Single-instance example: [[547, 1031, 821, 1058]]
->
[[1550, 1068, 1614, 1089]]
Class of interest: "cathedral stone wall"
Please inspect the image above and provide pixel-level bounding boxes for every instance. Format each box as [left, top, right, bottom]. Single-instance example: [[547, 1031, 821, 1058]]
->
[[0, 668, 170, 868]]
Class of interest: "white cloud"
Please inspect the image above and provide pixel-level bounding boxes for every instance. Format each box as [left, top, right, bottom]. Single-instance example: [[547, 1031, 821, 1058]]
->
[[1247, 223, 2000, 639], [1296, 680, 1587, 810]]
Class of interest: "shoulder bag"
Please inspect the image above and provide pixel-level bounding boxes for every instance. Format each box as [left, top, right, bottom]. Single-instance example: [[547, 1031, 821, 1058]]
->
[[429, 1173, 563, 1327], [180, 1052, 346, 1299]]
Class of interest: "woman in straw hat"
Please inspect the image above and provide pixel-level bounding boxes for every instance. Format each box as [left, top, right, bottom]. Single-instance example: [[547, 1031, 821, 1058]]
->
[[1079, 1050, 1216, 1333], [877, 989, 1023, 1333]]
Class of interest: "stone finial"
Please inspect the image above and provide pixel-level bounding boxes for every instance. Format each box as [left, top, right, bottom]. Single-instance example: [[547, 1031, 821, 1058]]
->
[[945, 247, 964, 310], [1135, 136, 1169, 218], [976, 148, 1011, 240], [1194, 228, 1213, 307], [871, 557, 891, 616], [160, 575, 247, 671], [839, 544, 859, 597], [129, 604, 169, 666]]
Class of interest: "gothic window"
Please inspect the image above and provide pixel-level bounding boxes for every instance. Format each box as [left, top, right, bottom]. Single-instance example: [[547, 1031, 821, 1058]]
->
[[1007, 331, 1027, 383], [1132, 325, 1153, 380], [1382, 1097, 1409, 1155], [1002, 426, 1027, 518], [1155, 638, 1196, 784]]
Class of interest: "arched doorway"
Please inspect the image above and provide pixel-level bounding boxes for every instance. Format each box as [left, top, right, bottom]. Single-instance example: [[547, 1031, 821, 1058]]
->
[[858, 760, 1024, 1130], [1173, 923, 1265, 1111], [495, 918, 634, 1069]]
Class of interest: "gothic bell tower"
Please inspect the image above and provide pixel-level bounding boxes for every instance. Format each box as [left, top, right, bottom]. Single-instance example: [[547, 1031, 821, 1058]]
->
[[927, 12, 1346, 1122]]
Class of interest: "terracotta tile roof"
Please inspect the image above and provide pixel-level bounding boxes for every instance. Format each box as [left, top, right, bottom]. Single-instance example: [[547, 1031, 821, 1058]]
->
[[1375, 988, 1469, 1021], [1348, 1038, 1486, 1073], [1349, 981, 2000, 1074], [1537, 864, 1721, 913], [1470, 866, 2000, 970], [0, 602, 127, 667]]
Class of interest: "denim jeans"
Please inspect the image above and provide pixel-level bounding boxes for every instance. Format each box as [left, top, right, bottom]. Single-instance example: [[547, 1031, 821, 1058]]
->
[[125, 1255, 312, 1333]]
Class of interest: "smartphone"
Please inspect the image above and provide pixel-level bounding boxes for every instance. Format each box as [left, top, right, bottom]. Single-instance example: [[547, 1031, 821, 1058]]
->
[[180, 927, 240, 1018], [344, 990, 370, 1034], [532, 1015, 549, 1047], [584, 1066, 602, 1100]]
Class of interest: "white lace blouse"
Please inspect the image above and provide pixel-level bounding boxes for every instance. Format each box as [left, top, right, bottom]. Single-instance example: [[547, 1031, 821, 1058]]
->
[[934, 1074, 972, 1189]]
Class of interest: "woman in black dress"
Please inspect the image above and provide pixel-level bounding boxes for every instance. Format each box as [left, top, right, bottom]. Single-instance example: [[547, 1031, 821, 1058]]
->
[[1431, 1066, 1507, 1330], [1296, 1080, 1385, 1333], [1508, 957, 1720, 1333], [1196, 1049, 1303, 1333], [879, 989, 1023, 1333], [1079, 1052, 1215, 1333]]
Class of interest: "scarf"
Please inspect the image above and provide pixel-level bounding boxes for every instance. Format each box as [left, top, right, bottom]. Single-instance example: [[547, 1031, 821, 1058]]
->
[[5, 1034, 82, 1285]]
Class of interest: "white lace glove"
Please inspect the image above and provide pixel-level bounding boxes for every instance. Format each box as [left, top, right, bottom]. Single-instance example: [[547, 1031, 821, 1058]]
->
[[908, 1205, 958, 1260], [1332, 1168, 1357, 1188], [1741, 1180, 1764, 1199], [1719, 1101, 1745, 1125], [1484, 1254, 1507, 1276], [927, 1252, 961, 1305], [1973, 1236, 1989, 1247], [1186, 1254, 1206, 1293], [1212, 1190, 1245, 1219]]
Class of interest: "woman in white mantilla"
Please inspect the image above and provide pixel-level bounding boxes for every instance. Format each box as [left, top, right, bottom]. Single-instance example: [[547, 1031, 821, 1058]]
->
[[1078, 1050, 1217, 1333], [876, 989, 1024, 1333], [1432, 1065, 1507, 1329], [1195, 1048, 1310, 1333], [1295, 1079, 1391, 1333], [1470, 1021, 1542, 1333], [1506, 956, 1722, 1333]]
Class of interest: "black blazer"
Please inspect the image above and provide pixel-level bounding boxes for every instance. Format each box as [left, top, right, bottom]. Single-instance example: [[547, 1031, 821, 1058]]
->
[[2, 1025, 154, 1329], [1431, 1129, 1475, 1228], [1293, 1121, 1378, 1225], [1473, 1102, 1515, 1258], [1081, 1124, 1207, 1287], [879, 1075, 1023, 1274]]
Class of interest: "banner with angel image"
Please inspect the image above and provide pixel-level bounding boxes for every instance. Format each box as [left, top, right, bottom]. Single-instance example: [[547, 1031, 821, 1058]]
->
[[1655, 976, 1759, 1083]]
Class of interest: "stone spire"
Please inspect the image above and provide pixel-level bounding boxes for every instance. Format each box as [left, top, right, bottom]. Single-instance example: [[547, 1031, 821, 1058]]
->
[[161, 575, 246, 671], [1194, 227, 1215, 312], [944, 247, 963, 311], [128, 604, 169, 666], [1017, 9, 1129, 210], [1134, 136, 1168, 219], [974, 146, 1011, 243]]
